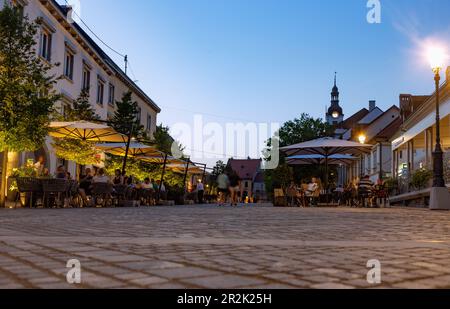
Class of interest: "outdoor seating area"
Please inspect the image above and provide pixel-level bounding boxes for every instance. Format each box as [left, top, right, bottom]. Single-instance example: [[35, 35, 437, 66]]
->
[[14, 176, 171, 208], [275, 180, 389, 208]]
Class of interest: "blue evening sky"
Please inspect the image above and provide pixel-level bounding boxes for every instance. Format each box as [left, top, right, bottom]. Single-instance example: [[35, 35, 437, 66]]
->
[[59, 0, 450, 164]]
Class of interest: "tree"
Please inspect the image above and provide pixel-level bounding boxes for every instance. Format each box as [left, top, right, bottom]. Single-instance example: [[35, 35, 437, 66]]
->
[[264, 113, 334, 199], [152, 124, 176, 153], [108, 91, 146, 140], [52, 90, 102, 171], [212, 160, 226, 177], [268, 113, 334, 149], [0, 5, 60, 206], [64, 89, 100, 122]]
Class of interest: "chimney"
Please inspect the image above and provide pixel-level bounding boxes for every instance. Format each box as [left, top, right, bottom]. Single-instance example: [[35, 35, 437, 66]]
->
[[369, 100, 376, 111], [446, 66, 450, 83]]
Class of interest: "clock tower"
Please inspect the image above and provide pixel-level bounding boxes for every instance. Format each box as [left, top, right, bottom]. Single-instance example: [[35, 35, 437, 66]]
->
[[326, 73, 344, 125]]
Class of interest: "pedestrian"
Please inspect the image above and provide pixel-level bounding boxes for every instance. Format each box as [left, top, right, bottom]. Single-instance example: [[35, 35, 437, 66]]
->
[[197, 180, 205, 204], [228, 171, 240, 206], [217, 172, 229, 206]]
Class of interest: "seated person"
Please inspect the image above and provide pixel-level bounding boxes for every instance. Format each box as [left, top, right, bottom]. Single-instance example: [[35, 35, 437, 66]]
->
[[358, 175, 374, 193], [358, 176, 374, 207], [305, 177, 319, 197], [140, 178, 154, 190], [55, 165, 67, 179], [92, 168, 111, 184], [78, 168, 93, 206], [113, 169, 124, 185]]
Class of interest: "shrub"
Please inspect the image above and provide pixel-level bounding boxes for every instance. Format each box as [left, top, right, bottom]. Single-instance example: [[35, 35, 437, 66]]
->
[[410, 169, 433, 190]]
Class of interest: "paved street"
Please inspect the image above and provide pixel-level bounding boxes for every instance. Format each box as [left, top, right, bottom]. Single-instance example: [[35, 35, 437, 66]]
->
[[0, 205, 450, 289]]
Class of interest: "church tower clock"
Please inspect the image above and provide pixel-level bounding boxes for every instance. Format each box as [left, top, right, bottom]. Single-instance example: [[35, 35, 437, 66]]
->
[[326, 73, 344, 125]]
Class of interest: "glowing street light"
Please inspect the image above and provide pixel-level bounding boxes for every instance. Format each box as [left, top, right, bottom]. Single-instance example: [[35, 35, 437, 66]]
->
[[358, 134, 367, 145], [426, 45, 450, 210]]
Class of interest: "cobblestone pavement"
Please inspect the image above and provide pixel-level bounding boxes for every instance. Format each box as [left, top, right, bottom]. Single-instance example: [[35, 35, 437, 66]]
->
[[0, 205, 450, 289]]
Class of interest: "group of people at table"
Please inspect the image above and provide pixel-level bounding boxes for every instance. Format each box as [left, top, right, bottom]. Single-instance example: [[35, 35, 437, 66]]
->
[[30, 157, 167, 207], [285, 175, 387, 207]]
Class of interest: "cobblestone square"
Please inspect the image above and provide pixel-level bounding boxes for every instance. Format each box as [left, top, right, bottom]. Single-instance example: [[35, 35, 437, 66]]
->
[[1, 205, 450, 289]]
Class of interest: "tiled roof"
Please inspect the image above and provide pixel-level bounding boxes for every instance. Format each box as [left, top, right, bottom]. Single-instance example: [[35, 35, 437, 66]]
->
[[339, 108, 369, 129], [373, 117, 402, 141], [358, 107, 384, 124]]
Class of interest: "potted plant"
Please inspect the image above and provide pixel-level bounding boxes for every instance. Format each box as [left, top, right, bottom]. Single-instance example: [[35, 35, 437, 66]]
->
[[410, 168, 433, 191], [384, 177, 399, 196], [9, 162, 39, 206]]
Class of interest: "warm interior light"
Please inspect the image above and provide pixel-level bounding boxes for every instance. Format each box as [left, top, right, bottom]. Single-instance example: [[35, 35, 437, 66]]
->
[[358, 134, 366, 144], [426, 45, 447, 71]]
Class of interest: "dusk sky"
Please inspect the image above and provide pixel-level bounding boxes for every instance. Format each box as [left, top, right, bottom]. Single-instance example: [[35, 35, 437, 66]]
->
[[60, 0, 450, 165]]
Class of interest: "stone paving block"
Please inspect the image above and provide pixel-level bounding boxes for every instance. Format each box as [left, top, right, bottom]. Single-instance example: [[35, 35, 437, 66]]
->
[[148, 266, 222, 279], [311, 282, 355, 289], [180, 274, 266, 289], [128, 276, 168, 286], [2, 206, 450, 288]]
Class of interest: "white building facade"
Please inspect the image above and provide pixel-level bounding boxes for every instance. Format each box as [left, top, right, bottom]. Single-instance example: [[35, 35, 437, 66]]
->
[[1, 0, 160, 182]]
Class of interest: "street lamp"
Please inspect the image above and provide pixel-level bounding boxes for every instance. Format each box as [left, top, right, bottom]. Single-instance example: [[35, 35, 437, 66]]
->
[[358, 134, 367, 145], [358, 134, 367, 177], [427, 46, 450, 210]]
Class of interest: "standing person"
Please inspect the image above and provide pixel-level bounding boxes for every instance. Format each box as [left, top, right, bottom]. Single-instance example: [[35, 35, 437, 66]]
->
[[217, 172, 229, 206], [228, 172, 240, 206], [197, 180, 205, 204]]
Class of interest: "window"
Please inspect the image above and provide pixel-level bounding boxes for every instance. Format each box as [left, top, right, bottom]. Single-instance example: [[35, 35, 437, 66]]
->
[[108, 83, 115, 106], [63, 49, 74, 80], [40, 29, 52, 61], [82, 65, 91, 91], [136, 106, 141, 123], [59, 95, 73, 119], [96, 77, 105, 106], [146, 113, 152, 131]]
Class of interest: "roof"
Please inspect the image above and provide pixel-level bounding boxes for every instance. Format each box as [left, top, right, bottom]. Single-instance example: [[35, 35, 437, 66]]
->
[[372, 117, 402, 141], [357, 107, 384, 124], [338, 108, 369, 129], [228, 159, 262, 180], [47, 1, 161, 113]]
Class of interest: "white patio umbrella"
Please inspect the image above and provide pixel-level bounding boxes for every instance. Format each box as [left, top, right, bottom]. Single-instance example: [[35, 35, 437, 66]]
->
[[281, 137, 372, 202], [286, 154, 357, 166], [49, 121, 126, 142], [96, 142, 161, 157]]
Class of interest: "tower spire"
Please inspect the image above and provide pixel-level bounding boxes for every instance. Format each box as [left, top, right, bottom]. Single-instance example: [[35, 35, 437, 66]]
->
[[334, 72, 337, 87]]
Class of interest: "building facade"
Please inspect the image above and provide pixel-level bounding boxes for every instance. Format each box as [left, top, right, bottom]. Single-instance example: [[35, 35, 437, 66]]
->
[[1, 0, 160, 199], [391, 68, 450, 195]]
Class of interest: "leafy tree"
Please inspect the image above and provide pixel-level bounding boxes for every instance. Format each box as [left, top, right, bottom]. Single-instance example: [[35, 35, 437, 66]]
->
[[212, 160, 226, 177], [268, 113, 334, 149], [151, 123, 184, 156], [105, 155, 184, 187], [64, 89, 100, 122], [108, 91, 147, 140], [264, 114, 334, 199], [0, 5, 60, 206], [52, 90, 102, 173]]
